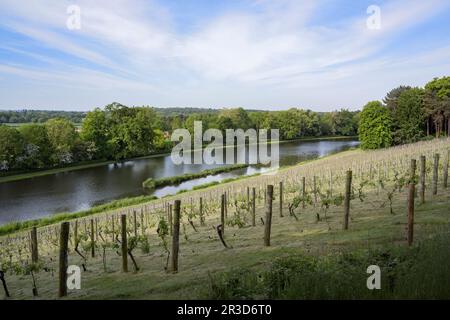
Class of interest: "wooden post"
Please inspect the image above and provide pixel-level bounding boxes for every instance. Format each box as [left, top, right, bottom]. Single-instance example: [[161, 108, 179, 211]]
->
[[90, 219, 95, 258], [420, 155, 426, 204], [343, 170, 352, 230], [58, 222, 70, 298], [433, 153, 439, 195], [199, 197, 204, 226], [443, 150, 449, 188], [30, 226, 38, 264], [121, 215, 128, 273], [279, 181, 283, 217], [410, 159, 417, 184], [252, 187, 256, 227], [221, 194, 225, 236], [407, 183, 415, 246], [264, 185, 274, 247], [170, 200, 181, 273]]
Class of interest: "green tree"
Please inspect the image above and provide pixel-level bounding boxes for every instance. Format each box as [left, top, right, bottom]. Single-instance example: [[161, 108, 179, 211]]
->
[[218, 108, 253, 130], [81, 108, 110, 159], [383, 86, 412, 112], [359, 101, 393, 150], [392, 88, 425, 144], [45, 118, 78, 164], [424, 77, 450, 137], [105, 104, 160, 160], [0, 125, 24, 170], [332, 109, 358, 136], [19, 124, 53, 168]]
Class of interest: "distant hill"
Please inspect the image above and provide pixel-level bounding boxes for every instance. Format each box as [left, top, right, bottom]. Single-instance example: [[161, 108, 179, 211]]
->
[[0, 110, 86, 124], [0, 106, 268, 124]]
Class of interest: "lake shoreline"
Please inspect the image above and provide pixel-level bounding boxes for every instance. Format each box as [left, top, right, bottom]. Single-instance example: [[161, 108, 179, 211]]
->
[[0, 135, 357, 184]]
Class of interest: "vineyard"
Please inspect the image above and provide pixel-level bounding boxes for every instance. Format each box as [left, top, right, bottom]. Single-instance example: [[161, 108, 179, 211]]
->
[[1, 138, 450, 299]]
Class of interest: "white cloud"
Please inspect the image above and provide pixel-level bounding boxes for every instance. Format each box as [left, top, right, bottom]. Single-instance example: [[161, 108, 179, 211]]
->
[[0, 0, 449, 110]]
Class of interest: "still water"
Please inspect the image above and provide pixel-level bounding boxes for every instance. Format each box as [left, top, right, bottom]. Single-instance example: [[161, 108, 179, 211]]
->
[[0, 138, 359, 224]]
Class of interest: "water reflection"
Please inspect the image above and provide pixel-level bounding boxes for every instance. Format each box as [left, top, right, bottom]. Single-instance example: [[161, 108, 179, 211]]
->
[[0, 138, 358, 224]]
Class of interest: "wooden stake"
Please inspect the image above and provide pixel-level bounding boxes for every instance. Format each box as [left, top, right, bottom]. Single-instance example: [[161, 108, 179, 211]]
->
[[30, 226, 38, 264], [410, 159, 417, 183], [170, 200, 181, 273], [90, 219, 95, 258], [407, 183, 415, 246], [252, 187, 256, 227], [121, 214, 128, 273], [264, 185, 274, 247], [221, 194, 225, 236], [343, 170, 352, 230], [58, 222, 70, 298], [199, 197, 204, 226], [279, 181, 283, 217]]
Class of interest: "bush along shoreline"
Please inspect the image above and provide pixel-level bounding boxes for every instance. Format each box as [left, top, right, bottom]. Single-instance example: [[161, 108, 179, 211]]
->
[[142, 164, 249, 189]]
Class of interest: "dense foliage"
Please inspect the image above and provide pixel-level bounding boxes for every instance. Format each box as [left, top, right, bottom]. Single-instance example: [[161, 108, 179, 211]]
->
[[2, 75, 448, 171], [359, 76, 450, 149], [0, 103, 358, 173], [359, 101, 393, 150]]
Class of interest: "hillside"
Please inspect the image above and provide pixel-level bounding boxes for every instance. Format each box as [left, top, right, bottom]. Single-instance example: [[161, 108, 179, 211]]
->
[[1, 139, 450, 300]]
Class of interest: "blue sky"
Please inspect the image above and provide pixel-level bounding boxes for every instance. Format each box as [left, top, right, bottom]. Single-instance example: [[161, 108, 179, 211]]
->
[[0, 0, 450, 111]]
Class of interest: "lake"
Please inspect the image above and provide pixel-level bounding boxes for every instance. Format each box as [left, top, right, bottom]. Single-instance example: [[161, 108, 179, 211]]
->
[[0, 138, 359, 225]]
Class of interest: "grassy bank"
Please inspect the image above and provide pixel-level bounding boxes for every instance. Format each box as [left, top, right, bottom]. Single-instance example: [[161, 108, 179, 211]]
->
[[142, 164, 248, 189]]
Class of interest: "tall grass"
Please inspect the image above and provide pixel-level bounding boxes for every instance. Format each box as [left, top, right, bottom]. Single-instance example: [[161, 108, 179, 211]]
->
[[206, 231, 450, 300]]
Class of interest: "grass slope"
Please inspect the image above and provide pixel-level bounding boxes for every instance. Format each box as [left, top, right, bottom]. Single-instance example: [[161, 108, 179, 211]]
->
[[4, 180, 449, 300]]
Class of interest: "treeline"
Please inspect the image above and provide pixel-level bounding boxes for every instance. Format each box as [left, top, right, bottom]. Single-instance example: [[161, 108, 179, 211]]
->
[[158, 107, 358, 140], [0, 102, 358, 172], [0, 110, 86, 124], [359, 76, 450, 149]]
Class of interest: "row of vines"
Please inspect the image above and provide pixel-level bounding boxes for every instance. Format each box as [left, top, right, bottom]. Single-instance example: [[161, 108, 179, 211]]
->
[[1, 138, 449, 298]]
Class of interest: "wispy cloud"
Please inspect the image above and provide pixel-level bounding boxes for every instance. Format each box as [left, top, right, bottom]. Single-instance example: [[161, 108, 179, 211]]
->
[[0, 0, 449, 110]]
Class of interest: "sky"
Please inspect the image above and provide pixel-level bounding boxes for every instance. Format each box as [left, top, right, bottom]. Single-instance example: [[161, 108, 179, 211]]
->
[[0, 0, 450, 112]]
